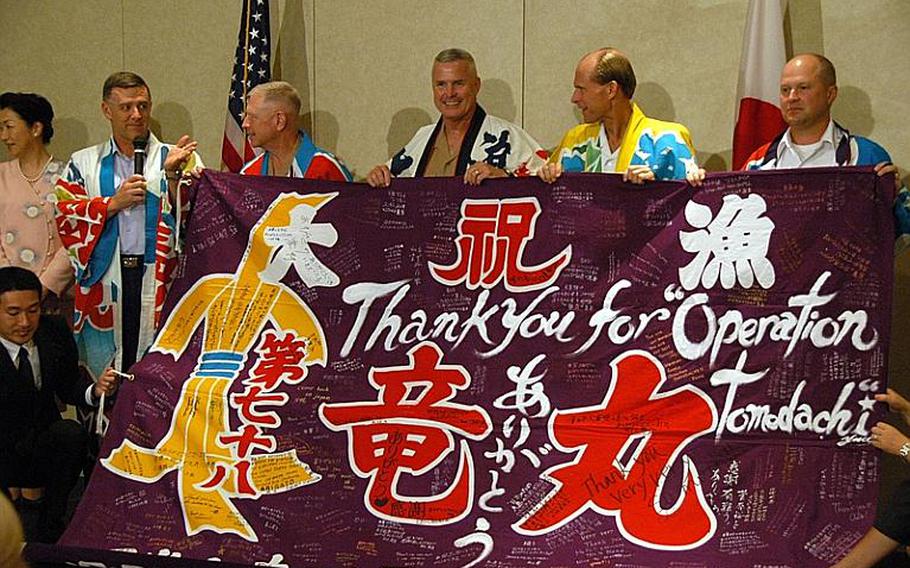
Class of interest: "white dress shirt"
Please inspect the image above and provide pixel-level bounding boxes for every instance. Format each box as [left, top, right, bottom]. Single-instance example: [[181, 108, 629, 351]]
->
[[773, 119, 838, 169], [0, 334, 96, 405], [1, 335, 40, 389], [598, 125, 621, 172], [113, 147, 146, 256]]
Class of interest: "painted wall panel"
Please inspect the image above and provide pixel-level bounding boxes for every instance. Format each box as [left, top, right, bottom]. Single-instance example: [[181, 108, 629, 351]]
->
[[311, 0, 524, 178]]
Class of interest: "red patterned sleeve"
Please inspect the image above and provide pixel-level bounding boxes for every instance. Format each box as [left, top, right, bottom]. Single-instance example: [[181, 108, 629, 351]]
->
[[54, 176, 112, 279]]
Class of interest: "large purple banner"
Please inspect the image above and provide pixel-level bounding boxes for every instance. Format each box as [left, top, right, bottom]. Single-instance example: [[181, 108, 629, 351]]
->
[[52, 168, 892, 567]]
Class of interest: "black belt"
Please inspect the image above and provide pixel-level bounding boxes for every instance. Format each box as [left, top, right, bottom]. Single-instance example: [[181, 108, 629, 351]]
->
[[120, 255, 143, 269]]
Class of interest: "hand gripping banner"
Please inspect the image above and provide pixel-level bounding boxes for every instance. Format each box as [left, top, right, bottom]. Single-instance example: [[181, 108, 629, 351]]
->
[[49, 168, 892, 567]]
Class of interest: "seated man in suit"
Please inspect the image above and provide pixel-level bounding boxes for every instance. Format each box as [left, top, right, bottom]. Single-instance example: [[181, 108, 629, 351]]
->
[[0, 266, 119, 542]]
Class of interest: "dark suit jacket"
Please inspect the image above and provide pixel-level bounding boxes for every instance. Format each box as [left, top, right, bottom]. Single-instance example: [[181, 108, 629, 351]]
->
[[0, 315, 86, 454]]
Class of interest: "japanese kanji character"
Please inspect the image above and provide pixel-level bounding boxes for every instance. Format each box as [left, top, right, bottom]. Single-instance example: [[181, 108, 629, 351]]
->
[[514, 350, 718, 550], [199, 460, 256, 496], [219, 424, 276, 459], [260, 203, 339, 287], [481, 130, 512, 168], [319, 342, 492, 524], [429, 198, 571, 292], [249, 330, 310, 390], [679, 194, 776, 291], [230, 385, 287, 427]]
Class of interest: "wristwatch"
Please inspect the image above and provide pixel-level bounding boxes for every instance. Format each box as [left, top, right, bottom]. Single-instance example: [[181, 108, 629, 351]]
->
[[900, 442, 910, 462]]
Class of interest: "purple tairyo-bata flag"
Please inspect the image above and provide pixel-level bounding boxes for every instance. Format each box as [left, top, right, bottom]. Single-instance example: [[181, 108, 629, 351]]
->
[[30, 167, 893, 567]]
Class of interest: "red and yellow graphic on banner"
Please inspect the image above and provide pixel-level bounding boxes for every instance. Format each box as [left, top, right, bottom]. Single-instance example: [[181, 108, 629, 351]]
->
[[103, 193, 337, 541]]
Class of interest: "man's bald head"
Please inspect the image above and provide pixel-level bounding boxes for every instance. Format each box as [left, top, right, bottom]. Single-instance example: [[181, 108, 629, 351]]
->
[[571, 47, 636, 125], [779, 53, 838, 138], [584, 47, 636, 99], [785, 53, 837, 88]]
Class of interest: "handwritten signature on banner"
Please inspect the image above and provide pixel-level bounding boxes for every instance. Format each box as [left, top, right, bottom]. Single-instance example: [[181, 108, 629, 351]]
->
[[325, 194, 878, 551], [103, 193, 338, 541], [82, 171, 887, 566]]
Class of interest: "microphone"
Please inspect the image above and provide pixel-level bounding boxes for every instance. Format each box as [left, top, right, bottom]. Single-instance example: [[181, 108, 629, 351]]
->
[[132, 137, 148, 176]]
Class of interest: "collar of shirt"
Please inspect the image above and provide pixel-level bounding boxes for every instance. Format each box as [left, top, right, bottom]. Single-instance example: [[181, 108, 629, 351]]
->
[[777, 119, 841, 167], [112, 138, 137, 184], [597, 124, 621, 173], [0, 334, 40, 388]]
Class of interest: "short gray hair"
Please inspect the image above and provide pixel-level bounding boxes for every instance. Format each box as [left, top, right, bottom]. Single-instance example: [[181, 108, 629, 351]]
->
[[248, 81, 301, 115], [434, 48, 477, 75]]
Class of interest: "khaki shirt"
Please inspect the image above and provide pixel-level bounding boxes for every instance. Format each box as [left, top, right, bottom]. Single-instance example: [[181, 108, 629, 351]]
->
[[422, 128, 459, 177]]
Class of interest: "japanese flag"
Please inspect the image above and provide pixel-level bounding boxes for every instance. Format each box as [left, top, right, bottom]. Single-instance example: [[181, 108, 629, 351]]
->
[[732, 0, 788, 169]]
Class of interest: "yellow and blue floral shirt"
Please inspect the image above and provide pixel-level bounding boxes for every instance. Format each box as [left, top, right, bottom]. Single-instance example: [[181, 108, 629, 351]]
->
[[548, 103, 698, 181]]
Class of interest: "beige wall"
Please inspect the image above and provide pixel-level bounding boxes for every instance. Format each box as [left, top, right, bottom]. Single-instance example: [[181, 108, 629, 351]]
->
[[1, 1, 906, 177], [2, 0, 910, 495]]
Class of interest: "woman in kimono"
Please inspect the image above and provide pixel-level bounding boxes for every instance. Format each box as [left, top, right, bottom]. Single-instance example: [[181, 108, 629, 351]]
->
[[0, 92, 73, 314], [0, 92, 74, 506]]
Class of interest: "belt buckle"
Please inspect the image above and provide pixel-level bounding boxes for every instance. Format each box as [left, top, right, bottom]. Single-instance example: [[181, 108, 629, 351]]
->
[[121, 256, 141, 269]]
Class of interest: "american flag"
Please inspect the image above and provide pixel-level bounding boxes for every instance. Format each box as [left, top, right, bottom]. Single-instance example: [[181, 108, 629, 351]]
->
[[221, 0, 272, 172]]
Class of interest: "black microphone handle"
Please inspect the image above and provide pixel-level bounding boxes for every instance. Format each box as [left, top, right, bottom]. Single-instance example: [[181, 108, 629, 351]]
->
[[133, 150, 146, 177]]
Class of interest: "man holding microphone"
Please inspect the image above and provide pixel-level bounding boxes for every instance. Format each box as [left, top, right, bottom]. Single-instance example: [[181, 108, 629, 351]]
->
[[55, 71, 202, 381]]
